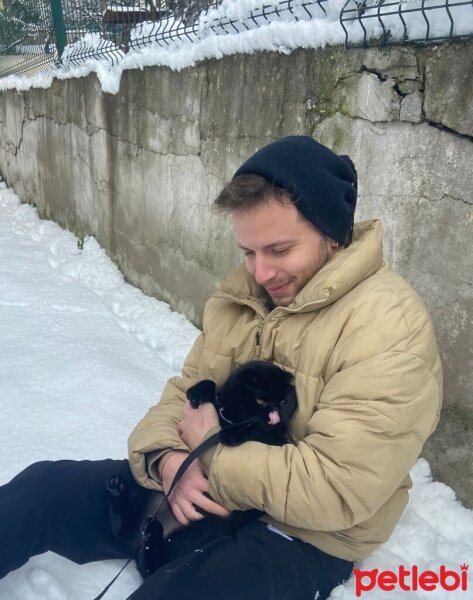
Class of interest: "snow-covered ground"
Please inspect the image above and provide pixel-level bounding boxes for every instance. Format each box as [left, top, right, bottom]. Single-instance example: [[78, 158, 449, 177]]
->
[[1, 0, 472, 94], [0, 181, 472, 598]]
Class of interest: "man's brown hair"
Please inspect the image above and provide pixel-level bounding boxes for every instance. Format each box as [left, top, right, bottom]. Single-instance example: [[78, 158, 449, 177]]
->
[[213, 174, 292, 213]]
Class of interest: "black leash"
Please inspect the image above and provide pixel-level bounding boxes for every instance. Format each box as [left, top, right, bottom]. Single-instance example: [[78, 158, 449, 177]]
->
[[93, 429, 228, 600]]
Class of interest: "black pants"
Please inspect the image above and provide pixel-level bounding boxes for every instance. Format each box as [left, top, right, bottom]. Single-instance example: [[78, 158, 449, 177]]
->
[[0, 459, 353, 599]]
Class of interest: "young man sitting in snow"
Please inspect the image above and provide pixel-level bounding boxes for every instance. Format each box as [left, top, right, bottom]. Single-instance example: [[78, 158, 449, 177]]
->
[[0, 136, 442, 600]]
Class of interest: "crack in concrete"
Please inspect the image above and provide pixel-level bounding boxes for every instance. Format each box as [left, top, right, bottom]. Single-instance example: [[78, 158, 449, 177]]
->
[[7, 119, 25, 157], [393, 83, 408, 98], [305, 62, 427, 127], [3, 95, 28, 157], [16, 112, 200, 159], [93, 123, 200, 158], [358, 66, 423, 103], [438, 193, 473, 207], [315, 99, 471, 144], [423, 116, 473, 143], [417, 54, 472, 143], [317, 110, 402, 127], [358, 65, 388, 83], [114, 229, 208, 269]]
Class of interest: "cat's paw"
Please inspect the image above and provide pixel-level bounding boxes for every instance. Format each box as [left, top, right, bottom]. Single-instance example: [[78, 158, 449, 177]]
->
[[106, 475, 128, 498], [107, 475, 130, 538], [186, 379, 217, 408]]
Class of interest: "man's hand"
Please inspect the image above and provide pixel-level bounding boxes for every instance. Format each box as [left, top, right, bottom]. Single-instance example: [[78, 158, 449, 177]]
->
[[160, 451, 230, 525], [178, 399, 220, 451]]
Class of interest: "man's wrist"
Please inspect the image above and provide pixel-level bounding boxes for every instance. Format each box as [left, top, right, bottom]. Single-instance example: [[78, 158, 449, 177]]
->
[[199, 424, 222, 471], [158, 450, 188, 480]]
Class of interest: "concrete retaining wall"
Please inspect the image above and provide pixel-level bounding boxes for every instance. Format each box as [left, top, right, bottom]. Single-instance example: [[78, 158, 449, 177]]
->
[[0, 40, 472, 506]]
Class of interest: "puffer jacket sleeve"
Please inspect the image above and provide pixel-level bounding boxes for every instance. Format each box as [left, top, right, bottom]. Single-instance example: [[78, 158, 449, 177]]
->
[[204, 348, 442, 531], [128, 332, 204, 490]]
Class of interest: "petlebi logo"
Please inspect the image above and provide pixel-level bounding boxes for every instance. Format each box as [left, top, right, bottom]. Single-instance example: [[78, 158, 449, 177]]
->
[[354, 564, 469, 596]]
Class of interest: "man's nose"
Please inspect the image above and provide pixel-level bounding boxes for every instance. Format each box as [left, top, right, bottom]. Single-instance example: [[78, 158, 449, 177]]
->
[[253, 255, 277, 285]]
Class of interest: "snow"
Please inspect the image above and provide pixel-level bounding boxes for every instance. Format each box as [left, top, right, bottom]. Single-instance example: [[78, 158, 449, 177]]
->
[[0, 180, 472, 598], [1, 0, 472, 94]]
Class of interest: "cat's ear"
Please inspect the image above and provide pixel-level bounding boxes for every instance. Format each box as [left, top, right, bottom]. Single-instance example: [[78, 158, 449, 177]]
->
[[186, 380, 217, 408]]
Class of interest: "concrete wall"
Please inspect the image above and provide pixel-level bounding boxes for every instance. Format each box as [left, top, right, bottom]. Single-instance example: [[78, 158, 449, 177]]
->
[[0, 41, 472, 506]]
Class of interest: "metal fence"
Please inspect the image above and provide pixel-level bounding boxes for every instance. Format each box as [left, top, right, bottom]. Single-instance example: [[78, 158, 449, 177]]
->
[[1, 0, 472, 79], [62, 0, 332, 65], [340, 0, 473, 46]]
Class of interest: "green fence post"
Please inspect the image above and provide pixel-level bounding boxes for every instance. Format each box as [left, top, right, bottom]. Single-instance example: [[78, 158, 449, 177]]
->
[[49, 0, 67, 59]]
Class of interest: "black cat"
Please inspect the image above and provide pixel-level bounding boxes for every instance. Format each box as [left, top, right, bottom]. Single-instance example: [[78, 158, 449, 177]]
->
[[106, 360, 297, 579], [186, 360, 297, 446]]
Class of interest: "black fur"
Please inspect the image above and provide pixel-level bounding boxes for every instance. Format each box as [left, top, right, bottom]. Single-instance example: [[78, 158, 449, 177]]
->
[[187, 360, 296, 446], [106, 361, 296, 578]]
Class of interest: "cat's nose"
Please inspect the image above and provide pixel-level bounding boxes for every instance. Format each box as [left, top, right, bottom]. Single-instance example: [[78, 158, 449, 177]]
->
[[268, 411, 280, 425]]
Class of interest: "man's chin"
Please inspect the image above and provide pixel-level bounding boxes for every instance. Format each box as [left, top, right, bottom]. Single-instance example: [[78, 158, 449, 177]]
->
[[261, 283, 296, 307], [265, 281, 296, 305], [270, 294, 294, 307]]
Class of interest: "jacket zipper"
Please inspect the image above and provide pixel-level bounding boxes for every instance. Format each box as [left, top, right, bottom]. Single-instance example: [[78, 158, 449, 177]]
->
[[254, 321, 264, 359]]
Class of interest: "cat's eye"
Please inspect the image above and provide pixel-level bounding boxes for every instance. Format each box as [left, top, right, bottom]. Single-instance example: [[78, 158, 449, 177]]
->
[[256, 398, 266, 406]]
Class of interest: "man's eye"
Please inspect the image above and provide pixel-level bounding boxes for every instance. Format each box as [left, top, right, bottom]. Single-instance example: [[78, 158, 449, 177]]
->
[[271, 248, 289, 255], [244, 251, 254, 257]]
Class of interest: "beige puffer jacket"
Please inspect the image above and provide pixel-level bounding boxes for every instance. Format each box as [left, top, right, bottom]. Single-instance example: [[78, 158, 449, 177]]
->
[[128, 220, 442, 561]]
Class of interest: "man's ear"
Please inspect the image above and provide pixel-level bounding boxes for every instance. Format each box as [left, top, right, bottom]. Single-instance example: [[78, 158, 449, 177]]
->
[[186, 380, 217, 408]]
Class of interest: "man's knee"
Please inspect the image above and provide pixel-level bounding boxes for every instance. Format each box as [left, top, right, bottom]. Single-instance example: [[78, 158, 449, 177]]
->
[[11, 459, 123, 509], [18, 460, 60, 483], [8, 460, 74, 512]]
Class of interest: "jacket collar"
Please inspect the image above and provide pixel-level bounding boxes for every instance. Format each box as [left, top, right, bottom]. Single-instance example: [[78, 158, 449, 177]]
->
[[216, 220, 384, 314]]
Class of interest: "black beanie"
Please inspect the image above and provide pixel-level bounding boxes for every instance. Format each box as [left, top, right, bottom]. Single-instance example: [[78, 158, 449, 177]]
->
[[233, 136, 358, 246]]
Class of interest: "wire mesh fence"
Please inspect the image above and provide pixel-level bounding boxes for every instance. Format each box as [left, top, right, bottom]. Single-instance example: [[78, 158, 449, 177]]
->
[[340, 0, 473, 46], [1, 0, 472, 79], [62, 0, 330, 66]]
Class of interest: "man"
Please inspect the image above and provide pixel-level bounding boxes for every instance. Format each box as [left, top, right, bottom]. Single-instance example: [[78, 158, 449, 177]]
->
[[0, 136, 442, 600], [127, 136, 442, 598]]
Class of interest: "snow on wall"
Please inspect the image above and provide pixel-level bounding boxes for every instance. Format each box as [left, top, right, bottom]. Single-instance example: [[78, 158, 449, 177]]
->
[[0, 0, 472, 94]]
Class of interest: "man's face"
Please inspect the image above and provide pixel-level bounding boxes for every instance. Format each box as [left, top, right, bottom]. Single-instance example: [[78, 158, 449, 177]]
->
[[232, 197, 336, 307]]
